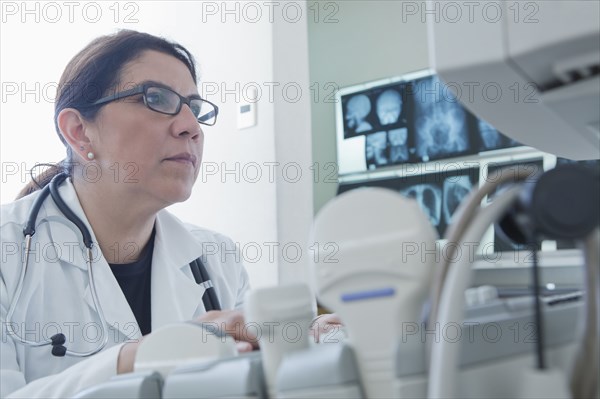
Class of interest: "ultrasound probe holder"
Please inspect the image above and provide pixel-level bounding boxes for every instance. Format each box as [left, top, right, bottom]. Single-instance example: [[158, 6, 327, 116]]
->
[[162, 351, 265, 398], [134, 323, 237, 378], [276, 343, 364, 398], [244, 284, 315, 397], [72, 371, 163, 399]]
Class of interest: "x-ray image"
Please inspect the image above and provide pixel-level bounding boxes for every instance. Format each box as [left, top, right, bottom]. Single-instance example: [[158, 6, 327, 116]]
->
[[414, 76, 470, 162], [442, 175, 473, 224], [338, 166, 479, 237], [365, 131, 389, 170], [344, 94, 373, 135], [376, 89, 403, 125], [478, 119, 520, 151], [388, 128, 409, 163], [401, 184, 442, 226], [478, 119, 503, 150]]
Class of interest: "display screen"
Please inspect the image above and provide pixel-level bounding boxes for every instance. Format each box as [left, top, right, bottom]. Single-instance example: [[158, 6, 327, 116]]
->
[[338, 167, 479, 238], [336, 72, 522, 176], [334, 70, 586, 257]]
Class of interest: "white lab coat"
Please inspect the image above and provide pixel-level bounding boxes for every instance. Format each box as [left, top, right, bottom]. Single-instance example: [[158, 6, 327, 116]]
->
[[0, 178, 250, 398]]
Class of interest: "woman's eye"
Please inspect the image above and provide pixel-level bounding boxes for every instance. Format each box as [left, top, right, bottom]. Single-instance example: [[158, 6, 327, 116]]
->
[[146, 92, 166, 106], [191, 103, 202, 116]]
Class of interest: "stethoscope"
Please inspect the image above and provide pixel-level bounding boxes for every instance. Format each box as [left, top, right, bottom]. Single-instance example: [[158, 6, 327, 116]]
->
[[6, 172, 220, 357]]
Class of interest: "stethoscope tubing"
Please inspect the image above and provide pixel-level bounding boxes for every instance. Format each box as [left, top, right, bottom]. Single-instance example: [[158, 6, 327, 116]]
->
[[6, 173, 109, 357]]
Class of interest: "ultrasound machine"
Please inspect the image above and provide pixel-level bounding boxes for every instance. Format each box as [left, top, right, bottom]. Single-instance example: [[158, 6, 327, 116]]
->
[[75, 2, 599, 398]]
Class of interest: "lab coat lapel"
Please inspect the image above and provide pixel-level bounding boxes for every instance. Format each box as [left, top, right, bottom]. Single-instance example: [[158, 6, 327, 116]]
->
[[150, 210, 205, 330], [45, 179, 141, 340], [81, 257, 142, 340]]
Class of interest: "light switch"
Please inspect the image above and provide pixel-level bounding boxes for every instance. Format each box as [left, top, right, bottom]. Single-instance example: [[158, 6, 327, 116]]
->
[[237, 87, 257, 130]]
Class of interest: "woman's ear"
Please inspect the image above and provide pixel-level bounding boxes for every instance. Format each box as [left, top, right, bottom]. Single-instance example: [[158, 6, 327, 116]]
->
[[57, 108, 93, 161]]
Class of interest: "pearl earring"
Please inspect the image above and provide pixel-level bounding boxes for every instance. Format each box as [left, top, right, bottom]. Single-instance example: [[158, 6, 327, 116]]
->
[[87, 152, 94, 160]]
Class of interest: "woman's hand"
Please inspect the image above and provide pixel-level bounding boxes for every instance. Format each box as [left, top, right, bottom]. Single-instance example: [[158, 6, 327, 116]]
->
[[192, 310, 259, 353], [117, 339, 143, 374], [117, 310, 259, 374], [309, 313, 344, 343]]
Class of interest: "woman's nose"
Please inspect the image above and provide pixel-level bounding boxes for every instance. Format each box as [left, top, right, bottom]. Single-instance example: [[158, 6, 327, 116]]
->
[[173, 104, 201, 139]]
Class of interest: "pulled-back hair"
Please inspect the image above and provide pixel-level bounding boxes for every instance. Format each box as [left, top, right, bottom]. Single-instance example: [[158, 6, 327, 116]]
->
[[17, 30, 197, 199]]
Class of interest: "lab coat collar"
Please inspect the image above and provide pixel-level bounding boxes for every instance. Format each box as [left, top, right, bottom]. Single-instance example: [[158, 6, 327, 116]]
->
[[151, 210, 206, 329], [41, 178, 205, 338]]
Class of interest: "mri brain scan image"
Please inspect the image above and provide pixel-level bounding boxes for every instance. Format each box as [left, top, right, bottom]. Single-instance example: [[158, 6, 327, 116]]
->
[[388, 128, 409, 163], [365, 131, 389, 169], [376, 89, 403, 126], [345, 94, 373, 134]]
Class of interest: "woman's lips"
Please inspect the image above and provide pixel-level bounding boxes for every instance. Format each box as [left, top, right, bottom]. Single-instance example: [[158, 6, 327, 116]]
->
[[164, 153, 197, 167]]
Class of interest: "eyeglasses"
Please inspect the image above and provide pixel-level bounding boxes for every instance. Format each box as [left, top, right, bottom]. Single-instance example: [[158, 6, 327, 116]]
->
[[82, 83, 219, 126]]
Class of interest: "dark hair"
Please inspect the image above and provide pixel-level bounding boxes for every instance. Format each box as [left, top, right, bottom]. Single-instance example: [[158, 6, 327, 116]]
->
[[17, 30, 198, 200]]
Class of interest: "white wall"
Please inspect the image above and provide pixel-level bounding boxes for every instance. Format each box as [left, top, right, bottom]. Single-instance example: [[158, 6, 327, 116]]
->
[[0, 1, 318, 288], [307, 0, 430, 214], [272, 5, 314, 286]]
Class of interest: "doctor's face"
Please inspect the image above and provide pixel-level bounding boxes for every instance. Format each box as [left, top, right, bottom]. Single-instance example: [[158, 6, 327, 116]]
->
[[86, 50, 204, 206]]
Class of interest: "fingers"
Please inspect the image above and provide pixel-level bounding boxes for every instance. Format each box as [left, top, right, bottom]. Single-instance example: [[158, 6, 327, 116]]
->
[[193, 310, 259, 349], [192, 311, 347, 348], [309, 313, 344, 343], [235, 341, 254, 353], [316, 313, 343, 326], [117, 341, 140, 374]]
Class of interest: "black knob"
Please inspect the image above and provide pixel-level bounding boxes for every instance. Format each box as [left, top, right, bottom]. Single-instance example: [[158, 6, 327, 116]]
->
[[51, 345, 67, 357], [50, 333, 66, 346]]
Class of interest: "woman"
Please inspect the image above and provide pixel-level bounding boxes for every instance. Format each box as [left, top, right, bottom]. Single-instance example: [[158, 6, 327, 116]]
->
[[0, 30, 258, 398]]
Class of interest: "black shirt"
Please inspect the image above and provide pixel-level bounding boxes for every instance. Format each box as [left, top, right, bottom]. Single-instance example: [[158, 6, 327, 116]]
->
[[108, 231, 155, 336]]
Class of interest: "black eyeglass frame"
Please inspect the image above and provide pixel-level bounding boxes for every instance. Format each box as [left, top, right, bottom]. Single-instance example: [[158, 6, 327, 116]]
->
[[78, 83, 219, 126]]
